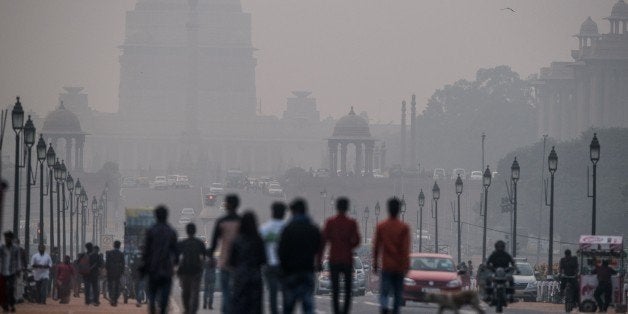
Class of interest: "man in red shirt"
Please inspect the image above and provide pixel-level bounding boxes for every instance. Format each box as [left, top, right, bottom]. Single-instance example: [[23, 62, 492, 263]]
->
[[320, 197, 361, 314], [372, 198, 410, 314]]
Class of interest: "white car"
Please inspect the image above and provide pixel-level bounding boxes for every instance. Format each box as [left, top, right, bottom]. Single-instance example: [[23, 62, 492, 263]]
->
[[433, 168, 446, 180], [209, 183, 225, 195], [151, 176, 169, 190], [180, 208, 195, 217], [175, 175, 191, 189], [178, 216, 192, 225], [469, 171, 483, 180], [451, 168, 466, 180], [167, 175, 179, 187], [267, 183, 284, 197]]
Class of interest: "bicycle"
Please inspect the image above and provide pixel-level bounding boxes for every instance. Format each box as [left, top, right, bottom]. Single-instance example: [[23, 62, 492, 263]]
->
[[561, 275, 578, 313]]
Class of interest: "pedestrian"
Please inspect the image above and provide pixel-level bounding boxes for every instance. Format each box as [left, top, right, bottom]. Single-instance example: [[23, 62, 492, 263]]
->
[[30, 244, 52, 304], [130, 250, 146, 307], [208, 194, 241, 314], [13, 239, 26, 304], [593, 259, 617, 312], [372, 198, 410, 314], [105, 240, 125, 306], [278, 198, 322, 314], [72, 254, 81, 298], [202, 255, 216, 310], [259, 201, 287, 314], [320, 197, 360, 314], [55, 255, 75, 304], [177, 223, 206, 314], [78, 242, 102, 306], [141, 205, 178, 314], [229, 211, 267, 314], [0, 231, 22, 312]]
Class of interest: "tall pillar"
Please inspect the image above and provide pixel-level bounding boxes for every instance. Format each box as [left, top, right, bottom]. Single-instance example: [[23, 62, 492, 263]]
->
[[365, 142, 374, 176], [65, 137, 72, 170], [354, 142, 363, 176], [410, 95, 417, 168], [400, 101, 406, 169], [74, 138, 80, 171], [340, 142, 348, 175], [590, 69, 600, 126], [328, 141, 337, 176], [380, 143, 387, 171]]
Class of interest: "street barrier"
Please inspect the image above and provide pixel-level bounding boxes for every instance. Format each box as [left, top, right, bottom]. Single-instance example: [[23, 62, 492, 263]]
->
[[536, 280, 561, 303]]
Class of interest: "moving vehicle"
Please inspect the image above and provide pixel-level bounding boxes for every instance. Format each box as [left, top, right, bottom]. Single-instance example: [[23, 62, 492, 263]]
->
[[433, 168, 446, 180], [316, 256, 367, 296], [178, 216, 192, 225], [180, 208, 195, 217], [315, 168, 330, 178], [451, 168, 466, 180], [166, 175, 179, 187], [204, 193, 218, 207], [209, 183, 225, 195], [267, 183, 284, 197], [150, 176, 169, 190], [121, 177, 137, 188], [488, 267, 513, 313], [512, 258, 538, 302], [402, 253, 464, 304], [577, 235, 624, 312], [226, 169, 246, 189], [470, 171, 483, 180], [175, 175, 190, 189]]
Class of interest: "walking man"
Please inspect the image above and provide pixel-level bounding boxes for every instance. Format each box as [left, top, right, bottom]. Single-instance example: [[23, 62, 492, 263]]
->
[[105, 240, 125, 306], [372, 198, 410, 314], [30, 244, 52, 304], [259, 202, 287, 314], [79, 242, 102, 306], [141, 205, 178, 314], [593, 259, 617, 312], [177, 223, 206, 314], [0, 231, 22, 312], [278, 198, 322, 314], [208, 194, 241, 314], [202, 255, 216, 310], [320, 197, 360, 314]]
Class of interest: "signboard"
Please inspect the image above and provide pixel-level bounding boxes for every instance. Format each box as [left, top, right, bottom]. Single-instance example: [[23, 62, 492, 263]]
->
[[100, 234, 114, 251], [579, 235, 623, 251]]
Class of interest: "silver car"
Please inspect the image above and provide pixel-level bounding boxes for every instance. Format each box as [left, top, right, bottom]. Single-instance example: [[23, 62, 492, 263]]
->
[[316, 256, 367, 296]]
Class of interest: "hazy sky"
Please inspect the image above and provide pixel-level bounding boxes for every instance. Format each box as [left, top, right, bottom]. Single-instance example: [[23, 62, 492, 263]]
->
[[0, 0, 612, 123]]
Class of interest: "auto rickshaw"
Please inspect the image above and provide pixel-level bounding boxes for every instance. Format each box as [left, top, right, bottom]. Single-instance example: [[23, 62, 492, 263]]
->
[[577, 235, 625, 312]]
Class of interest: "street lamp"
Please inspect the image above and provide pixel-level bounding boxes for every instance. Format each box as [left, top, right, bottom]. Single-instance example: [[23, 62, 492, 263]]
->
[[547, 147, 558, 274], [432, 182, 440, 253], [455, 174, 463, 264], [401, 195, 407, 222], [589, 133, 600, 235], [511, 157, 520, 257], [80, 187, 87, 248], [418, 189, 425, 252], [482, 166, 492, 262], [321, 189, 327, 222], [374, 201, 380, 223], [12, 97, 24, 237], [53, 158, 62, 256], [23, 116, 35, 256], [66, 174, 74, 259], [74, 178, 81, 255], [363, 206, 370, 244], [36, 135, 46, 245], [59, 161, 67, 257], [46, 144, 56, 251], [99, 195, 105, 235], [92, 196, 98, 243]]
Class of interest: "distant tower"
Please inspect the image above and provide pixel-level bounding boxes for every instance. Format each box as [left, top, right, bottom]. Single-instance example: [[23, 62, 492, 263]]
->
[[400, 100, 407, 169], [410, 94, 417, 169], [185, 0, 199, 136]]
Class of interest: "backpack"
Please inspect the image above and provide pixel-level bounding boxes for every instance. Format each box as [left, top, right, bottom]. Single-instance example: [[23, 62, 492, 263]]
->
[[77, 254, 91, 276]]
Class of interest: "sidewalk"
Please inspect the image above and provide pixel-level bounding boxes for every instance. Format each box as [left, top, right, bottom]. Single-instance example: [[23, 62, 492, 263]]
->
[[14, 297, 147, 314]]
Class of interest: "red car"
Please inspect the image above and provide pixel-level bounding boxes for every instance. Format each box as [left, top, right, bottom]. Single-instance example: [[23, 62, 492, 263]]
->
[[402, 253, 464, 304]]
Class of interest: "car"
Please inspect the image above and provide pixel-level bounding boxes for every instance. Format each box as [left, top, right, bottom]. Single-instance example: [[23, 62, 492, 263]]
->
[[316, 256, 367, 296], [178, 216, 192, 225], [204, 193, 218, 207], [167, 175, 179, 187], [402, 253, 464, 304], [150, 176, 169, 190], [209, 183, 225, 195], [175, 175, 191, 189], [433, 168, 446, 180], [451, 168, 466, 180], [513, 258, 538, 301], [267, 183, 284, 197], [469, 171, 483, 180], [121, 177, 137, 188], [315, 168, 330, 178], [180, 208, 195, 217]]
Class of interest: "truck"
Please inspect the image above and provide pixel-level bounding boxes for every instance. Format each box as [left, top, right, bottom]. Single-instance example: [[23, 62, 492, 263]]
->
[[123, 208, 155, 255]]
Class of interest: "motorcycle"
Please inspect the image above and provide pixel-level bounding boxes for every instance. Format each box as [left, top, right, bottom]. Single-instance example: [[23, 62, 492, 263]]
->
[[487, 267, 514, 313], [561, 274, 578, 313]]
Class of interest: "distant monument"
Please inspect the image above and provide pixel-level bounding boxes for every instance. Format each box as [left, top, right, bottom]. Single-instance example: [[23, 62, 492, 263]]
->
[[328, 107, 375, 177]]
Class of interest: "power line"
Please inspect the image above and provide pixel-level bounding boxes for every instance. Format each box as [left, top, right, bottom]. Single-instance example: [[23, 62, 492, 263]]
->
[[460, 221, 578, 246]]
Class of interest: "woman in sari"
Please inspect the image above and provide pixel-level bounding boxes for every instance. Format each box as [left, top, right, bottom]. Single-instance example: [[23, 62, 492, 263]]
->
[[56, 255, 75, 304]]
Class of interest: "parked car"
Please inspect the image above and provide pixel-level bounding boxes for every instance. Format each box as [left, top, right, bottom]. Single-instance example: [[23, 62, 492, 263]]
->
[[209, 183, 225, 195], [315, 168, 330, 178], [178, 216, 192, 225], [402, 253, 464, 305], [180, 208, 195, 217], [267, 183, 284, 197], [150, 176, 169, 190], [469, 171, 483, 180], [513, 258, 538, 302], [175, 175, 191, 189], [433, 168, 446, 180], [451, 168, 466, 180], [167, 175, 179, 187], [121, 177, 137, 188], [316, 256, 367, 296]]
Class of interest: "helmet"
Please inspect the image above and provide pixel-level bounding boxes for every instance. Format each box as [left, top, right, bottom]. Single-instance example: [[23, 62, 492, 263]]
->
[[495, 240, 506, 251]]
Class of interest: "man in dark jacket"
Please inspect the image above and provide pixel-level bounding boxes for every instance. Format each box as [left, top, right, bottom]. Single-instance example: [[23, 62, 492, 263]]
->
[[177, 223, 206, 314], [105, 240, 125, 306], [81, 242, 102, 306], [278, 198, 322, 314], [141, 205, 178, 314]]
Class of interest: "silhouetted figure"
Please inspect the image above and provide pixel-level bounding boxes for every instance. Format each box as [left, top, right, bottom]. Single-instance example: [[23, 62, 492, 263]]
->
[[259, 202, 287, 314], [229, 211, 266, 314], [278, 198, 322, 314], [105, 240, 125, 306], [202, 256, 216, 310], [0, 231, 22, 312], [320, 197, 360, 314], [593, 259, 617, 312], [373, 198, 410, 314], [558, 249, 578, 302], [30, 244, 52, 304], [141, 205, 178, 314], [79, 242, 101, 306], [178, 223, 206, 314], [56, 255, 74, 304], [208, 194, 241, 314]]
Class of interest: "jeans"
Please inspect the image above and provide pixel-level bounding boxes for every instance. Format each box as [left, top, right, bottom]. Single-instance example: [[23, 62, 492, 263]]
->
[[594, 282, 612, 311], [148, 276, 172, 314], [202, 270, 215, 309], [83, 275, 99, 305], [282, 272, 315, 314], [263, 265, 282, 314], [379, 271, 404, 314], [35, 278, 49, 304], [107, 276, 121, 304], [330, 263, 353, 314], [1, 274, 16, 309], [220, 269, 232, 314], [179, 273, 201, 314]]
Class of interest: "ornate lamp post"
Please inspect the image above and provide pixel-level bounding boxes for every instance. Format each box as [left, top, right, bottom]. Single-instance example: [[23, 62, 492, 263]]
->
[[46, 145, 56, 250], [53, 159, 62, 254], [36, 135, 47, 245], [92, 196, 98, 243], [432, 182, 440, 253], [320, 189, 327, 222], [374, 201, 380, 223], [12, 97, 24, 236], [481, 166, 492, 262], [74, 179, 81, 255], [418, 189, 425, 252], [363, 206, 370, 244], [547, 147, 558, 274], [23, 116, 35, 255], [455, 174, 463, 264], [80, 188, 87, 248], [99, 195, 105, 235], [401, 195, 407, 222], [66, 174, 74, 258], [510, 157, 520, 257], [59, 161, 67, 257], [589, 134, 600, 235]]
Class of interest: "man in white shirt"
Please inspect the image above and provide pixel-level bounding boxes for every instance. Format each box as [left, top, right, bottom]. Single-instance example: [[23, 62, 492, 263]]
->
[[259, 202, 286, 314], [30, 244, 52, 304]]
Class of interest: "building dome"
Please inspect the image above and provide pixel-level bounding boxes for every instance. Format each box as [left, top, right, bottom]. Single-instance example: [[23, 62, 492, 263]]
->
[[580, 17, 599, 36], [332, 107, 371, 138], [610, 0, 628, 18], [42, 103, 83, 134]]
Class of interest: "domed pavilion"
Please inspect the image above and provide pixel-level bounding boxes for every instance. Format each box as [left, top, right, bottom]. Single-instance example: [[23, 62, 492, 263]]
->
[[327, 107, 375, 176], [41, 103, 86, 171]]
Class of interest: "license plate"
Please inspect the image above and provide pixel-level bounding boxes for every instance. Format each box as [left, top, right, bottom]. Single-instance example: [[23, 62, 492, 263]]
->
[[422, 288, 440, 293]]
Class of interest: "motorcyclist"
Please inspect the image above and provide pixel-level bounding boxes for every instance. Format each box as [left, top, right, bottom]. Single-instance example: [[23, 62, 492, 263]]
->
[[558, 249, 578, 304], [485, 240, 517, 302]]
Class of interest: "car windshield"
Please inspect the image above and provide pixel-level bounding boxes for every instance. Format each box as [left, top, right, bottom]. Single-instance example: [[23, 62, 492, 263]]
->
[[516, 262, 534, 276], [410, 256, 455, 272]]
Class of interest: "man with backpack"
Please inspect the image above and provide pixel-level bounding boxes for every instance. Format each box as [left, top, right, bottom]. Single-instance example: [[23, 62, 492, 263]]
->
[[106, 240, 125, 306], [78, 242, 102, 306]]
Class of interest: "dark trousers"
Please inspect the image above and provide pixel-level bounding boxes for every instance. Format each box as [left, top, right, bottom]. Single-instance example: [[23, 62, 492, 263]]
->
[[263, 265, 282, 314], [83, 275, 99, 305], [379, 271, 404, 314], [594, 282, 612, 311], [2, 274, 16, 309], [330, 263, 352, 314], [148, 276, 172, 314], [282, 272, 314, 314], [179, 273, 201, 314], [202, 270, 215, 309], [35, 278, 49, 304], [219, 269, 232, 314], [107, 276, 121, 304]]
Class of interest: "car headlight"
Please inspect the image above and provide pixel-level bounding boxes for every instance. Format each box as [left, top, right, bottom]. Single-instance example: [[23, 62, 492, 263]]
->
[[446, 279, 462, 288], [404, 277, 416, 286]]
